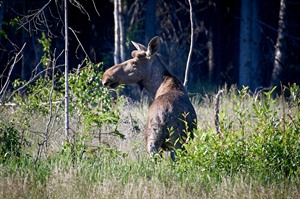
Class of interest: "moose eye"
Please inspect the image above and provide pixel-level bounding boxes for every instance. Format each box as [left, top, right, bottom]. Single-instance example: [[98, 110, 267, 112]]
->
[[132, 61, 138, 67]]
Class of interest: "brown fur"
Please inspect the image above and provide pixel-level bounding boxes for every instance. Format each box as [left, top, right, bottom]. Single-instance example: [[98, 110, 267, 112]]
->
[[102, 36, 197, 159]]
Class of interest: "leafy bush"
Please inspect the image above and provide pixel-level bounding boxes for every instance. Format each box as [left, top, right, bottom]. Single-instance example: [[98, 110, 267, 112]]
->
[[67, 61, 124, 134], [10, 61, 123, 161], [177, 85, 300, 182], [0, 121, 30, 162]]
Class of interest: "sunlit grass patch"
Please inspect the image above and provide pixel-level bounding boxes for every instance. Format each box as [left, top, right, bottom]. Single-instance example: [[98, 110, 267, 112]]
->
[[1, 70, 300, 198]]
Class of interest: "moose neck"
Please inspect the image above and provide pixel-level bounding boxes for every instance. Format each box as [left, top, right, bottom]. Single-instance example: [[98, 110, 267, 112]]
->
[[141, 56, 168, 99]]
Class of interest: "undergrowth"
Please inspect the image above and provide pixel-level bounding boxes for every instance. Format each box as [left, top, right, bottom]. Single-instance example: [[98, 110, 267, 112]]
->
[[1, 68, 300, 198], [177, 85, 300, 184]]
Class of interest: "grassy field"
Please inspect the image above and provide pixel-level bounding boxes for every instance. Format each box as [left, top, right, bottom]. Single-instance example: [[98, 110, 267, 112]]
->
[[1, 66, 300, 198]]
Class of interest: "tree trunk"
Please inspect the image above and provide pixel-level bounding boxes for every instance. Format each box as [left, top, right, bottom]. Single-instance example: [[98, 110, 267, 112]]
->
[[64, 0, 70, 142], [208, 1, 221, 84], [239, 0, 251, 88], [271, 0, 287, 87], [239, 0, 261, 90], [207, 28, 214, 82], [114, 0, 120, 64], [118, 0, 125, 62], [250, 0, 261, 89], [145, 0, 156, 43], [113, 0, 125, 64], [21, 0, 26, 81], [0, 1, 3, 43]]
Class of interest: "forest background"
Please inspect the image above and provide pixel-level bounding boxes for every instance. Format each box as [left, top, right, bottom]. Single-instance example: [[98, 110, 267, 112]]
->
[[1, 0, 300, 97]]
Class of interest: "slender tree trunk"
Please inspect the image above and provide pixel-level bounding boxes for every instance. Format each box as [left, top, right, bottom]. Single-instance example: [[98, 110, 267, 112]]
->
[[208, 27, 214, 82], [64, 0, 70, 142], [271, 0, 287, 87], [145, 0, 156, 43], [250, 0, 261, 89], [21, 0, 26, 81], [208, 2, 221, 83], [114, 0, 120, 64], [0, 1, 4, 43], [239, 0, 261, 90], [183, 0, 194, 88], [118, 0, 125, 62], [239, 0, 251, 88]]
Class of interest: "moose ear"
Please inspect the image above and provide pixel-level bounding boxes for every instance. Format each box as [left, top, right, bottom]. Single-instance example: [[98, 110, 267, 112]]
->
[[147, 36, 160, 57], [131, 41, 147, 51]]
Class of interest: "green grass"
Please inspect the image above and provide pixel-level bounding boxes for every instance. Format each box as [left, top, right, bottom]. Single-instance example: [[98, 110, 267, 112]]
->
[[1, 152, 299, 198], [1, 79, 300, 198]]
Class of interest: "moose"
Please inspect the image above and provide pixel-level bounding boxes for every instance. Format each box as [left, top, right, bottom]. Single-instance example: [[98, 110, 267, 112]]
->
[[102, 36, 197, 160]]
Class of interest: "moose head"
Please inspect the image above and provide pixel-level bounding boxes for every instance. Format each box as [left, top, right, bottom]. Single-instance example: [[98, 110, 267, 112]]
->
[[102, 36, 160, 95]]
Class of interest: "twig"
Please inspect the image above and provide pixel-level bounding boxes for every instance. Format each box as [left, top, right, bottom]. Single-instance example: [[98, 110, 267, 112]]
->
[[34, 49, 64, 163], [69, 27, 91, 62], [281, 83, 286, 134], [91, 0, 100, 17], [44, 50, 57, 154], [0, 43, 26, 102], [7, 50, 64, 101], [215, 89, 224, 134], [1, 101, 62, 107], [69, 0, 91, 20], [18, 0, 52, 34], [258, 19, 300, 42]]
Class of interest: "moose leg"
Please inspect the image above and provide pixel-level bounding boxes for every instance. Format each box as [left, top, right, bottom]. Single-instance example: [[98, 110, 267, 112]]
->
[[170, 150, 176, 161], [147, 138, 161, 158], [149, 143, 157, 158], [146, 126, 165, 158]]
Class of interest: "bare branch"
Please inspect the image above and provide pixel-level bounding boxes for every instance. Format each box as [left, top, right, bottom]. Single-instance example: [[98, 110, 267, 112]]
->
[[55, 0, 64, 26], [258, 19, 300, 42], [7, 50, 64, 101], [69, 0, 90, 20], [0, 43, 26, 102], [69, 27, 91, 62], [18, 0, 53, 35], [183, 0, 194, 88], [34, 49, 57, 163], [91, 0, 100, 17]]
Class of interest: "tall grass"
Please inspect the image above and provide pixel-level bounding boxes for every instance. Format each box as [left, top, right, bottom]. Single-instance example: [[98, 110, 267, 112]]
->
[[1, 70, 300, 198]]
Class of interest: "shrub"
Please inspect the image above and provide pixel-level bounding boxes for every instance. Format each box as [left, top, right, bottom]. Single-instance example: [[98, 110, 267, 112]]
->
[[67, 61, 124, 134], [0, 121, 30, 162], [10, 61, 124, 161], [177, 85, 300, 182]]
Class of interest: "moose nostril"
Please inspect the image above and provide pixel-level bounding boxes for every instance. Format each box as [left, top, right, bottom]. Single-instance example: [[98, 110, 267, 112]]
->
[[102, 77, 108, 86], [102, 79, 109, 86], [102, 75, 113, 87]]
